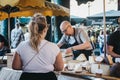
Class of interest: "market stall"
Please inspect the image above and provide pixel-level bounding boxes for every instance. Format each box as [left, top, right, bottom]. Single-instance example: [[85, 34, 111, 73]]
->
[[0, 49, 119, 80]]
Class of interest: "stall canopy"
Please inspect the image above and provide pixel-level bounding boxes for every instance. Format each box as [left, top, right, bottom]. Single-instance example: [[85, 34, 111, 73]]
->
[[87, 10, 120, 19], [0, 0, 70, 20], [76, 0, 94, 5], [0, 0, 70, 45], [70, 15, 86, 25], [87, 10, 120, 25]]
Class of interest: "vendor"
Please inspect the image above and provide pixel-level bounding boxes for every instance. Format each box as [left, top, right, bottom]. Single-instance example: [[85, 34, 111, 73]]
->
[[57, 21, 93, 60]]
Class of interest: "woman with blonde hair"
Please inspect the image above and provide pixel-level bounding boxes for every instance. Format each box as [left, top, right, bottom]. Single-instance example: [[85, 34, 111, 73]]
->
[[12, 13, 64, 80]]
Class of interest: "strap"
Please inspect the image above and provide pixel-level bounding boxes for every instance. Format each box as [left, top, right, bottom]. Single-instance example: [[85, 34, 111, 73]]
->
[[75, 32, 83, 44], [23, 41, 48, 69]]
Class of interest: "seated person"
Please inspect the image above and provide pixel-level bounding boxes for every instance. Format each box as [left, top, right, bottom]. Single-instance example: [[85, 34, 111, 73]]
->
[[12, 13, 64, 80], [0, 34, 11, 56]]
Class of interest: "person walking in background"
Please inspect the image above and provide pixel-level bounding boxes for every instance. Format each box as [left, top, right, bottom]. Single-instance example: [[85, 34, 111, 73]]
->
[[57, 21, 93, 60], [97, 29, 110, 56], [90, 31, 96, 50], [12, 13, 64, 80], [98, 30, 104, 55], [11, 22, 24, 49], [24, 28, 30, 41]]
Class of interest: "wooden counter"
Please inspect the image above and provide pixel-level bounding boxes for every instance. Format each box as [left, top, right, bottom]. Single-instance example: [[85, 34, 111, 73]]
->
[[4, 52, 120, 80], [61, 71, 120, 80], [1, 67, 119, 80]]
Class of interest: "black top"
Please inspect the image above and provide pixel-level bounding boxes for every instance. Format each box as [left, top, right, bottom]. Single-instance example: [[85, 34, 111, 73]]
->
[[107, 31, 120, 55], [0, 34, 10, 56]]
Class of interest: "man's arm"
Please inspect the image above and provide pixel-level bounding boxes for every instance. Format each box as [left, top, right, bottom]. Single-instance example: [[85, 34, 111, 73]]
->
[[57, 43, 63, 48], [71, 41, 91, 50], [107, 45, 120, 58], [107, 32, 120, 58], [65, 28, 92, 54], [65, 41, 91, 54], [57, 35, 66, 48]]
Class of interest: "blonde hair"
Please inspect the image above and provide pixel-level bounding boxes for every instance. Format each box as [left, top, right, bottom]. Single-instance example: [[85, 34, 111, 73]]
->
[[28, 13, 47, 52]]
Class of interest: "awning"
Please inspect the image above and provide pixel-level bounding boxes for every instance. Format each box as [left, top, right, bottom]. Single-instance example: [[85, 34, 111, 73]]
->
[[87, 10, 120, 18], [92, 21, 113, 25], [0, 0, 45, 7], [0, 0, 70, 20], [0, 0, 70, 45], [76, 0, 94, 5]]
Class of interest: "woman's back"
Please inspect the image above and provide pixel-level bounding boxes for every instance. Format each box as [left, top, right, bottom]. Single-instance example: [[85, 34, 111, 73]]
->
[[12, 13, 64, 80], [16, 40, 60, 73]]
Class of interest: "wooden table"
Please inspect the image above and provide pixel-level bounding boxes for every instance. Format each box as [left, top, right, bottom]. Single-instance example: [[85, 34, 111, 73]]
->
[[0, 67, 119, 80], [61, 71, 120, 80], [3, 52, 120, 80]]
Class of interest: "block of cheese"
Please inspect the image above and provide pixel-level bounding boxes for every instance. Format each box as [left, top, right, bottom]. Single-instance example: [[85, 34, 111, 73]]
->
[[95, 69, 103, 77], [95, 56, 104, 62], [67, 60, 80, 71], [74, 64, 82, 73], [100, 54, 113, 65], [76, 53, 87, 62], [107, 55, 113, 65], [91, 63, 110, 75], [89, 56, 96, 64], [115, 58, 120, 63]]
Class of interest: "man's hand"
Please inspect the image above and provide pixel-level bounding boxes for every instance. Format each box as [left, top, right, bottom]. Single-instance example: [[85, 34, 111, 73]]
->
[[65, 47, 72, 54]]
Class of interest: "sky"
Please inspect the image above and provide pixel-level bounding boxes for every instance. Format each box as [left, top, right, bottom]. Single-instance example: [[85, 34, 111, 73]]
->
[[70, 0, 118, 18]]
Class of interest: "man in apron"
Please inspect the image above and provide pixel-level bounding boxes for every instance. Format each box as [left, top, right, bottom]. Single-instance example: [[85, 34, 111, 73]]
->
[[57, 21, 93, 60]]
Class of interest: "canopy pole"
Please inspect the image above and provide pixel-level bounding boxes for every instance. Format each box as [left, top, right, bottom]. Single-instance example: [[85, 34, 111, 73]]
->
[[103, 0, 109, 64], [8, 13, 11, 48]]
